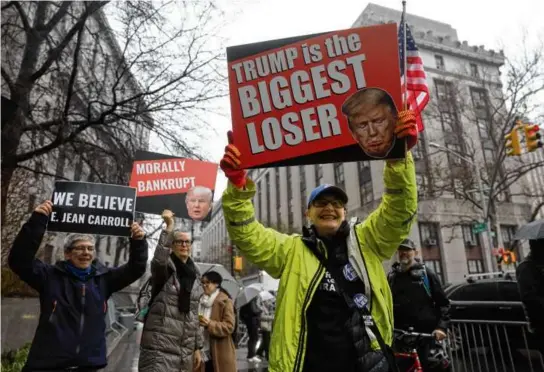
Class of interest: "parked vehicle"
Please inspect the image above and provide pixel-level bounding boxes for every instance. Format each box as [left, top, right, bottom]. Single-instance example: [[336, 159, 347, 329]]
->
[[444, 272, 539, 352]]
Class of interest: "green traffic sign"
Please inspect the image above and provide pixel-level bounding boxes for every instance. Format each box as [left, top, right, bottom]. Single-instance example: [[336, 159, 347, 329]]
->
[[472, 222, 487, 234]]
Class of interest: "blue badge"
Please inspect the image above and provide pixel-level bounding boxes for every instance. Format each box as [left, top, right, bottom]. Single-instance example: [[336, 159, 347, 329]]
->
[[353, 293, 368, 309], [343, 263, 358, 282]]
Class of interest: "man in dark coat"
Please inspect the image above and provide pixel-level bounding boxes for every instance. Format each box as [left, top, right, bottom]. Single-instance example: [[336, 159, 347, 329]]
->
[[516, 238, 544, 355], [8, 200, 148, 372], [388, 239, 450, 371]]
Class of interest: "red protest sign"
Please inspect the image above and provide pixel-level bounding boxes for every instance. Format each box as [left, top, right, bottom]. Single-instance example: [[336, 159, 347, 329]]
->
[[129, 151, 218, 221], [227, 23, 403, 168]]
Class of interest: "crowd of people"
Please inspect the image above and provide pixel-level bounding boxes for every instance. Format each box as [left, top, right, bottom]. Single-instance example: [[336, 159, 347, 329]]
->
[[6, 106, 543, 372]]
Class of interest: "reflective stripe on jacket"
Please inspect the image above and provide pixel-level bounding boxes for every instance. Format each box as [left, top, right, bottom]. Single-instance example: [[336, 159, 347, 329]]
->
[[222, 152, 417, 372]]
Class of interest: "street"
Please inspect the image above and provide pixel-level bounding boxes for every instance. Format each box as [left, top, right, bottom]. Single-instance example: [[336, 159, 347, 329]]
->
[[104, 330, 268, 372]]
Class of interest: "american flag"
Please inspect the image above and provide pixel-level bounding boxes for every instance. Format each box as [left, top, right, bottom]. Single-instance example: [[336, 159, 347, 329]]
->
[[398, 13, 429, 132]]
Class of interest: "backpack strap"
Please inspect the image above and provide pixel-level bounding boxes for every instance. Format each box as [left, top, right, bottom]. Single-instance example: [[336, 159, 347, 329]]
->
[[421, 265, 432, 298]]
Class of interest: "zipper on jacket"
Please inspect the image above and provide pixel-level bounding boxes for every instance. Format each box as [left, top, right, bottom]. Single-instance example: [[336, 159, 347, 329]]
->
[[76, 284, 86, 354], [293, 247, 326, 372], [48, 300, 58, 323]]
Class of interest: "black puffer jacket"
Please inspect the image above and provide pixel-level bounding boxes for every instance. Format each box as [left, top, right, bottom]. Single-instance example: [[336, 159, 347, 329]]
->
[[516, 246, 544, 335], [388, 261, 450, 333]]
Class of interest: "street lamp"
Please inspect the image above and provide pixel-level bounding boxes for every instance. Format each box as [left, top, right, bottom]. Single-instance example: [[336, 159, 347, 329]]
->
[[429, 142, 495, 272]]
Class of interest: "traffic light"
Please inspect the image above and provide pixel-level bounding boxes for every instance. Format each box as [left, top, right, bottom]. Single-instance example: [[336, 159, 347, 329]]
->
[[233, 256, 243, 272], [501, 250, 517, 265], [504, 125, 521, 156], [523, 124, 542, 152]]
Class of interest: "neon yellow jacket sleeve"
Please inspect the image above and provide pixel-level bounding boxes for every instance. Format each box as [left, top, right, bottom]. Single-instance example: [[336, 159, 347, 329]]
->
[[221, 179, 292, 278], [359, 151, 418, 261]]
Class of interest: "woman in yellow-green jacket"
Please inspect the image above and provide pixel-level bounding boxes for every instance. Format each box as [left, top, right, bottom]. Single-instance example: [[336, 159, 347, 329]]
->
[[219, 111, 419, 372]]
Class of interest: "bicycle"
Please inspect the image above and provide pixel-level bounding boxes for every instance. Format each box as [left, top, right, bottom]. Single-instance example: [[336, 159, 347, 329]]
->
[[393, 328, 435, 372]]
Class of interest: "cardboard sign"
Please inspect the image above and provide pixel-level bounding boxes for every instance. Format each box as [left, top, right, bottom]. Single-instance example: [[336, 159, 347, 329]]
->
[[129, 150, 217, 221], [227, 23, 404, 168], [48, 181, 136, 237]]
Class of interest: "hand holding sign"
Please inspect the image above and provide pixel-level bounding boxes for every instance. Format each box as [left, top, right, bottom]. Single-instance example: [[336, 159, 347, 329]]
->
[[220, 131, 247, 189], [395, 110, 418, 149], [131, 222, 145, 240], [35, 200, 53, 216]]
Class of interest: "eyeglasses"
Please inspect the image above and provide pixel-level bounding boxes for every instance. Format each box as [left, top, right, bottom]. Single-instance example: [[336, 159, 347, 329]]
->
[[71, 245, 95, 253], [312, 199, 345, 208], [173, 239, 191, 246]]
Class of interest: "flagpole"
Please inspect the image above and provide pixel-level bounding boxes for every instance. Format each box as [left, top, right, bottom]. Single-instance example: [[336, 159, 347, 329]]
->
[[402, 0, 408, 111], [402, 0, 408, 166]]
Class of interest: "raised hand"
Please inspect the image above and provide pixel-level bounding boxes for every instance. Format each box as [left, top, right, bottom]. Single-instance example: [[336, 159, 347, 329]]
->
[[220, 131, 247, 189], [131, 222, 145, 240], [34, 200, 53, 216], [161, 209, 175, 231], [395, 110, 418, 150]]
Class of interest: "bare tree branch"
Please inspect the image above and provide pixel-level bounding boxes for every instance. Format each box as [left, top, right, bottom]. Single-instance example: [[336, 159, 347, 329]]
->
[[42, 1, 72, 34], [29, 1, 107, 83], [11, 1, 32, 35], [1, 66, 15, 94]]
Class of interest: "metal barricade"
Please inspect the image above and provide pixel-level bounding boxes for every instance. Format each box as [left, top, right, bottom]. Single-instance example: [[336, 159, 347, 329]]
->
[[446, 319, 544, 372]]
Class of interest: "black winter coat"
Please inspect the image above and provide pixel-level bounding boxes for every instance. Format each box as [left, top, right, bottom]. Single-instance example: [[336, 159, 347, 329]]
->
[[8, 212, 148, 371], [388, 262, 450, 333], [516, 252, 544, 335]]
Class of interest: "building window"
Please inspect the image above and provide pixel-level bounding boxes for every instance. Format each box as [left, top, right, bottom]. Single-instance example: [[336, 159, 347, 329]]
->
[[265, 173, 271, 225], [315, 164, 323, 185], [440, 111, 459, 133], [500, 225, 517, 249], [462, 225, 477, 248], [470, 88, 487, 110], [426, 259, 444, 283], [334, 163, 345, 189], [445, 143, 463, 167], [413, 141, 425, 161], [358, 161, 373, 205], [435, 55, 445, 70], [434, 79, 455, 105], [416, 173, 426, 198], [477, 119, 490, 140], [419, 222, 439, 247], [467, 259, 484, 274], [470, 63, 479, 78], [300, 166, 307, 224], [287, 167, 293, 228]]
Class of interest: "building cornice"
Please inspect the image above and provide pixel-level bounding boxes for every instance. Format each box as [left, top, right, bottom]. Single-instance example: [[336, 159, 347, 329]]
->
[[416, 37, 504, 66]]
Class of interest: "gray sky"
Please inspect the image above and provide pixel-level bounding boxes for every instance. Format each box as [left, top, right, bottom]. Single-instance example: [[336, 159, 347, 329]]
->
[[206, 0, 543, 198]]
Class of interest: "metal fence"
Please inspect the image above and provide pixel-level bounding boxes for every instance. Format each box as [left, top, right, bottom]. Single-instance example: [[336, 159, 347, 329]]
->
[[446, 319, 544, 372]]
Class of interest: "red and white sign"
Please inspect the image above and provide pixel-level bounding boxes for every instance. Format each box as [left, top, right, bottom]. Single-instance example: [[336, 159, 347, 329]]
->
[[129, 158, 216, 197], [129, 151, 218, 220], [227, 23, 403, 168]]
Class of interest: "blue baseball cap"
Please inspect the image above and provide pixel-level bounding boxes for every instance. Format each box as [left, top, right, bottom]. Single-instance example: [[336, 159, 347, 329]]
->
[[307, 184, 348, 208]]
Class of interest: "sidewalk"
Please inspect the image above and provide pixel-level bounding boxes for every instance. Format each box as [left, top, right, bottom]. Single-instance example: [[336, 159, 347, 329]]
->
[[236, 348, 269, 371], [104, 329, 268, 371]]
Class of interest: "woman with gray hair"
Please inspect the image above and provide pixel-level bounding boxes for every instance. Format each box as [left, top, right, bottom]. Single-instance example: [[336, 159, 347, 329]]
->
[[8, 200, 148, 372], [139, 209, 204, 372]]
